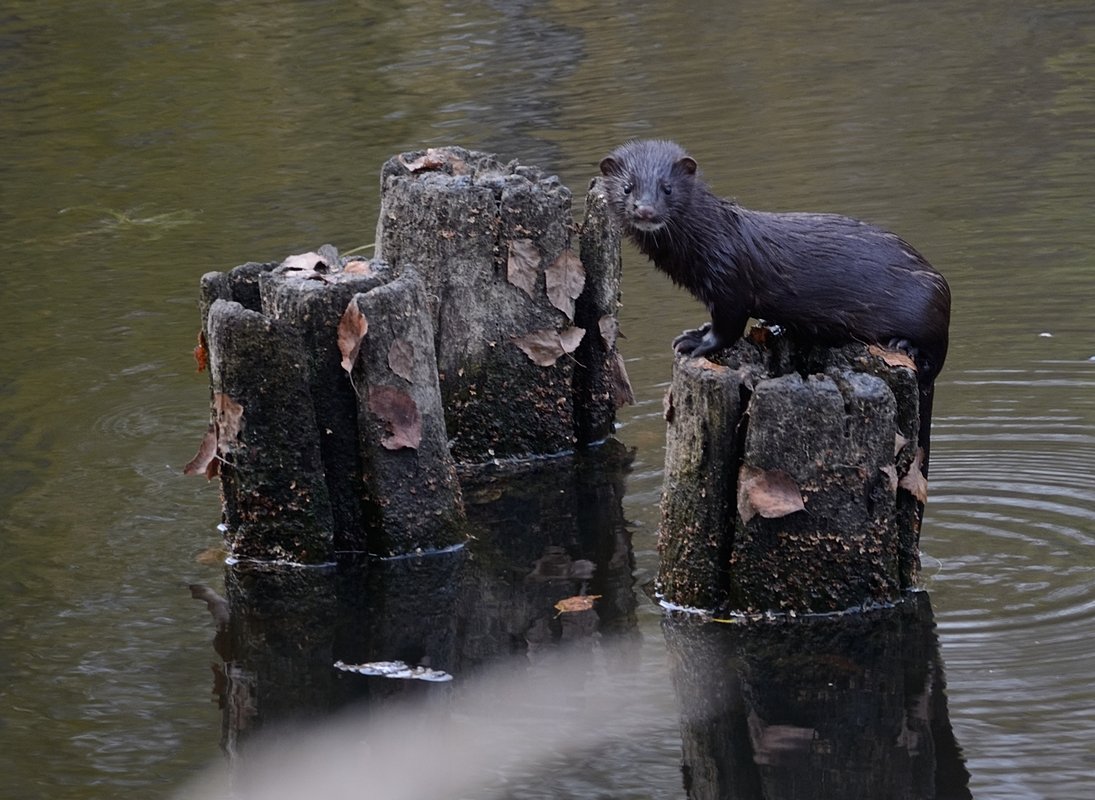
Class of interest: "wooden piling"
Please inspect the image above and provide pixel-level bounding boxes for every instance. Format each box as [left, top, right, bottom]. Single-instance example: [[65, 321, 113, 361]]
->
[[374, 146, 630, 462], [657, 327, 925, 615], [349, 269, 467, 556]]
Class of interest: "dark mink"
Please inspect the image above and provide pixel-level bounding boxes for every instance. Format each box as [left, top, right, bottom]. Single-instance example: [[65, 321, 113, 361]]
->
[[599, 138, 951, 471]]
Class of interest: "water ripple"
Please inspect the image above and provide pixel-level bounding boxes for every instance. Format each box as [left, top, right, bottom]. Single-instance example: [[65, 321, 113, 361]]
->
[[924, 362, 1095, 797]]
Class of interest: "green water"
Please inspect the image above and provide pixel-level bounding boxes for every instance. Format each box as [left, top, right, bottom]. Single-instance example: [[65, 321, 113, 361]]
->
[[2, 2, 1094, 798]]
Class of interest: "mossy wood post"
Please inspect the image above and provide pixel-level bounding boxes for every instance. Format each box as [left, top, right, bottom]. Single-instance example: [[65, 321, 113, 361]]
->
[[199, 256, 468, 560], [575, 176, 632, 443], [658, 328, 925, 614], [258, 263, 391, 552], [349, 269, 466, 556], [204, 298, 334, 563], [375, 147, 631, 462], [193, 148, 633, 564]]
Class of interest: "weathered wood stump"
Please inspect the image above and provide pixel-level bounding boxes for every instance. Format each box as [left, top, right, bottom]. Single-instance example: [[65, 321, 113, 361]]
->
[[375, 148, 631, 462], [204, 298, 335, 564], [658, 327, 925, 615], [348, 269, 466, 556], [195, 253, 468, 560], [259, 258, 391, 552], [191, 149, 634, 563]]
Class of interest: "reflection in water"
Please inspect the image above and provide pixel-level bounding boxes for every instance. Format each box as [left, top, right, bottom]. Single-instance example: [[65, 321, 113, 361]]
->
[[666, 593, 970, 800], [184, 448, 969, 799]]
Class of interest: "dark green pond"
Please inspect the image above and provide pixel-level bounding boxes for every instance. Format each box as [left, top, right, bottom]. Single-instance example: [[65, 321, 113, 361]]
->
[[2, 2, 1093, 798]]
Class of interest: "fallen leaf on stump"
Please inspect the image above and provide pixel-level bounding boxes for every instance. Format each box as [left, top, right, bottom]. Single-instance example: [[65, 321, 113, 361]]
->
[[738, 466, 805, 523], [598, 315, 619, 349], [387, 338, 415, 382], [193, 330, 209, 373], [369, 385, 422, 450], [183, 393, 243, 479], [894, 432, 910, 456], [338, 302, 369, 374], [512, 326, 585, 367], [554, 595, 601, 615], [545, 250, 585, 320], [507, 238, 540, 298], [400, 148, 465, 175], [868, 344, 918, 372], [898, 449, 929, 503], [610, 351, 635, 408], [880, 464, 899, 492], [214, 392, 245, 447], [342, 259, 375, 276], [183, 425, 219, 478]]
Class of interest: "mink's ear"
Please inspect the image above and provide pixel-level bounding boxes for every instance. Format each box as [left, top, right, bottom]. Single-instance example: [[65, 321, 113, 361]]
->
[[599, 156, 622, 176], [677, 156, 698, 175]]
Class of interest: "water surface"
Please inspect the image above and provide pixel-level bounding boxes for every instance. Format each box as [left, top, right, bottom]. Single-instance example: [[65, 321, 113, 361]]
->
[[2, 2, 1094, 798]]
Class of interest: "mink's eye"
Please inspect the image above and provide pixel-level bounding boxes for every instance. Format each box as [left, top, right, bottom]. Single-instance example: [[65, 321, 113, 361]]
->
[[662, 183, 672, 196], [622, 182, 633, 195]]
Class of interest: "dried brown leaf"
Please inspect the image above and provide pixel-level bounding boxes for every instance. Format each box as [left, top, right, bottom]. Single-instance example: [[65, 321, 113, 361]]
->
[[193, 330, 209, 373], [342, 259, 375, 276], [738, 466, 805, 523], [554, 595, 601, 614], [388, 338, 415, 382], [402, 148, 448, 171], [898, 449, 929, 503], [610, 350, 635, 408], [598, 315, 619, 349], [507, 238, 540, 298], [369, 385, 422, 450], [214, 393, 245, 448], [746, 325, 773, 345], [894, 432, 910, 456], [880, 464, 899, 493], [868, 344, 918, 372], [338, 301, 369, 374], [545, 250, 586, 320], [559, 326, 585, 353], [183, 425, 219, 478], [512, 326, 586, 367]]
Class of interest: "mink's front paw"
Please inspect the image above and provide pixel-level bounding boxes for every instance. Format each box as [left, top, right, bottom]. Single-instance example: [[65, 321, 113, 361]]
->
[[673, 322, 725, 357]]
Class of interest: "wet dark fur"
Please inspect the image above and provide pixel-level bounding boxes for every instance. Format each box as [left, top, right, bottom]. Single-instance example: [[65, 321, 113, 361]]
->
[[600, 139, 951, 472]]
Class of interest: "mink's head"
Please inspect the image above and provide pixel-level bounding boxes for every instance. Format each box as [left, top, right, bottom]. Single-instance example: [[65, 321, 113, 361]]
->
[[599, 139, 700, 234]]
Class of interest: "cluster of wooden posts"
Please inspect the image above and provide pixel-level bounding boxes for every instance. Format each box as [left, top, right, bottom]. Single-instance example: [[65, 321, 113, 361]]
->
[[191, 146, 929, 617]]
